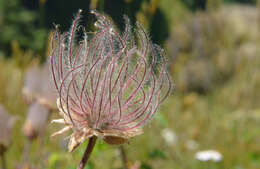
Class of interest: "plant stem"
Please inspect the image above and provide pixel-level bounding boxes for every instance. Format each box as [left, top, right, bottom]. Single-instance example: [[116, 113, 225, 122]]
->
[[119, 146, 130, 169], [22, 140, 32, 163], [1, 152, 6, 169], [77, 136, 97, 169]]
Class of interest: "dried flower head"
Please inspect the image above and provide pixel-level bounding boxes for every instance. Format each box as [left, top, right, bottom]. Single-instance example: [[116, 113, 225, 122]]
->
[[23, 63, 57, 110], [50, 10, 171, 152], [0, 104, 16, 154], [23, 101, 50, 140]]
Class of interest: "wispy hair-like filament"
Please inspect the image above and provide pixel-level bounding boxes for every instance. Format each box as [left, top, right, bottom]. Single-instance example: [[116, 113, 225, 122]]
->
[[50, 10, 171, 144]]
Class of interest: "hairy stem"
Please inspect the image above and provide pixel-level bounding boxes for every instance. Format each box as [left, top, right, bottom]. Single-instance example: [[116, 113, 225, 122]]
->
[[119, 146, 130, 169], [77, 136, 97, 169], [1, 152, 6, 169], [22, 140, 32, 163]]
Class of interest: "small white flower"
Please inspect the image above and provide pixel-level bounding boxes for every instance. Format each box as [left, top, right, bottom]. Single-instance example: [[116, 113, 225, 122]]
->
[[161, 128, 177, 146], [195, 150, 222, 162]]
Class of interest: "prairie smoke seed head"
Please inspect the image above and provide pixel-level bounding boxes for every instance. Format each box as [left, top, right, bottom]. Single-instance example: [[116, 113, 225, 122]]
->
[[23, 101, 50, 140], [23, 63, 57, 110], [50, 10, 171, 152], [0, 105, 16, 154]]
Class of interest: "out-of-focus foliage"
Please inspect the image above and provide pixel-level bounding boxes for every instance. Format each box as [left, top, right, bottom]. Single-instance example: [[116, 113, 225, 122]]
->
[[167, 4, 259, 94], [182, 0, 257, 10], [223, 0, 257, 4], [182, 0, 207, 10], [0, 0, 47, 56]]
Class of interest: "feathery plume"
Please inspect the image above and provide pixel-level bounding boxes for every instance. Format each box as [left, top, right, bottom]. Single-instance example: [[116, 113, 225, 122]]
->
[[50, 9, 171, 168]]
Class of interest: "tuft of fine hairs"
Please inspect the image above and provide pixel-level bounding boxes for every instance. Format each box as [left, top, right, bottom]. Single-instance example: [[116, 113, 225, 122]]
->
[[50, 9, 171, 152]]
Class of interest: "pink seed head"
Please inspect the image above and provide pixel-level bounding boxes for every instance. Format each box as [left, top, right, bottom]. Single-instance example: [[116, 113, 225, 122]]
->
[[50, 10, 171, 151]]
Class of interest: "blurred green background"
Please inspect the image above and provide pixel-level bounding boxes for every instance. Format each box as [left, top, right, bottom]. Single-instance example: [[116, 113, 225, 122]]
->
[[1, 0, 260, 169]]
